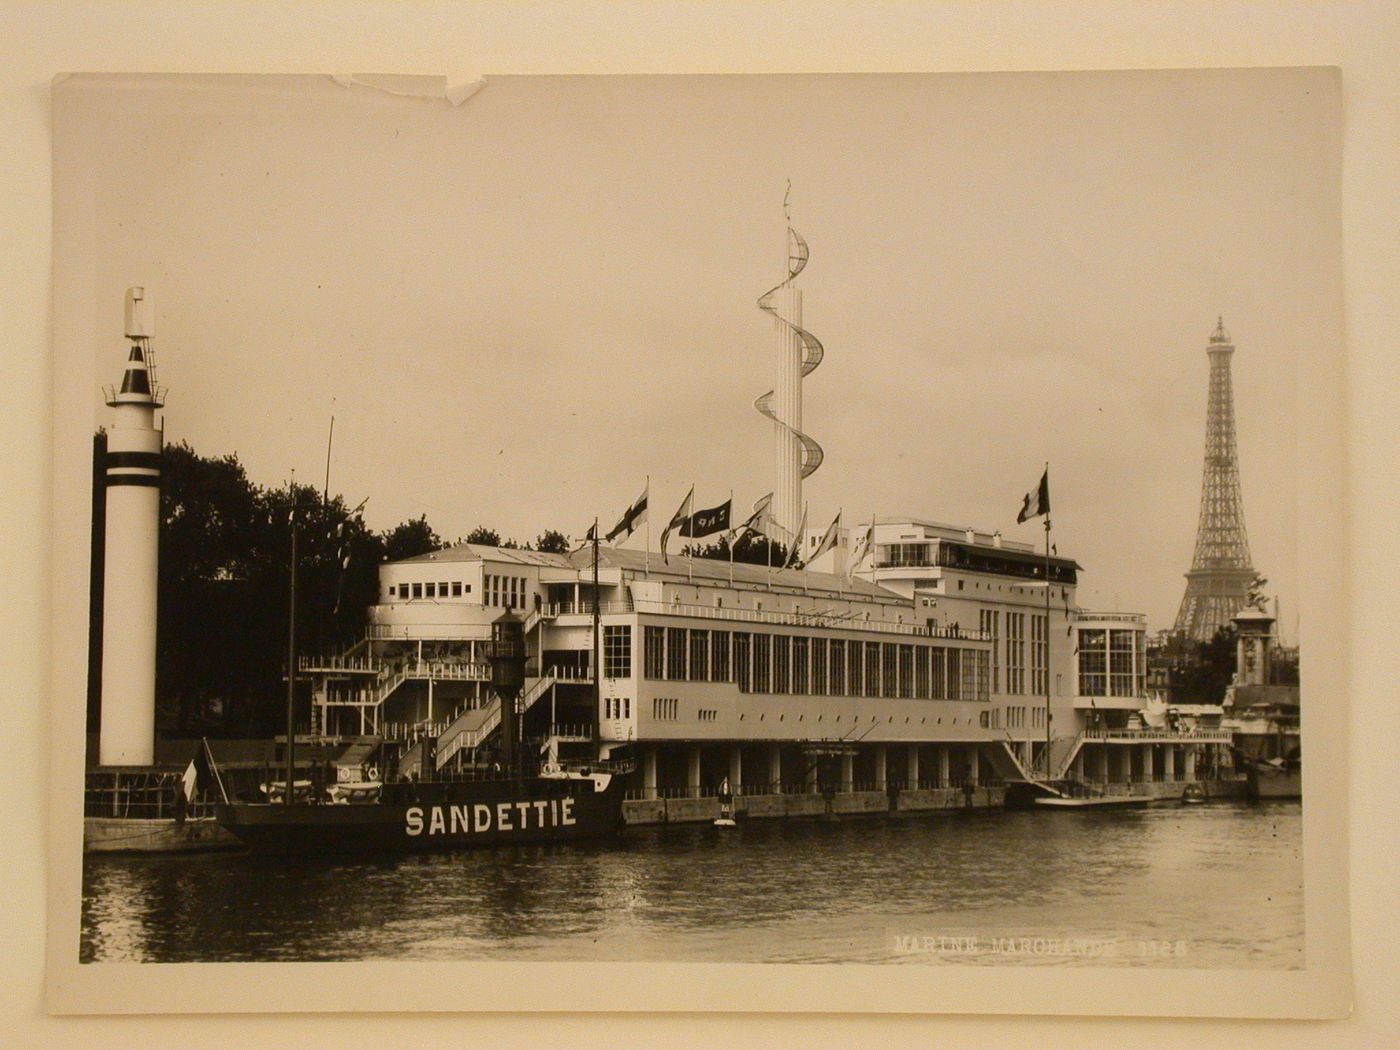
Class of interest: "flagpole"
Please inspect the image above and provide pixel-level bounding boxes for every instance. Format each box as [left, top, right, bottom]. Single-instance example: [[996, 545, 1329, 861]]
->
[[687, 482, 695, 583], [1044, 464, 1052, 780], [592, 516, 601, 747], [801, 501, 809, 595], [644, 475, 651, 578], [728, 489, 735, 586]]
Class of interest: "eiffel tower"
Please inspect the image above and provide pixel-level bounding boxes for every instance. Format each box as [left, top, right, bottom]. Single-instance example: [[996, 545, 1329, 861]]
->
[[1173, 318, 1257, 642]]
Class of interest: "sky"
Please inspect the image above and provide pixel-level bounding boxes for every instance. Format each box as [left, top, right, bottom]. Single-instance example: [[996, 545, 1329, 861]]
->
[[54, 71, 1341, 637]]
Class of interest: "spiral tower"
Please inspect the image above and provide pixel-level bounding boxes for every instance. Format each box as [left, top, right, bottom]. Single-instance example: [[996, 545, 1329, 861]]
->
[[755, 222, 824, 544]]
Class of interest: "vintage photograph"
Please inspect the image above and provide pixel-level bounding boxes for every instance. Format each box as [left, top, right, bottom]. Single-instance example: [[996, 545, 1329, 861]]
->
[[51, 69, 1340, 994]]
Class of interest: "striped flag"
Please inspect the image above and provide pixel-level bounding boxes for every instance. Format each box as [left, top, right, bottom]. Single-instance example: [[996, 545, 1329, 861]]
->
[[660, 487, 693, 563], [847, 517, 874, 575], [807, 509, 842, 564], [1017, 468, 1051, 523], [783, 505, 809, 569], [605, 484, 649, 543]]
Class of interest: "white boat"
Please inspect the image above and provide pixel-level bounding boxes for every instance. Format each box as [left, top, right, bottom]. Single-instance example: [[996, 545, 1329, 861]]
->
[[1033, 793, 1148, 809]]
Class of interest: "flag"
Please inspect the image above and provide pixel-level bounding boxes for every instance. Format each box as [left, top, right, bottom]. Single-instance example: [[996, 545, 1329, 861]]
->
[[605, 484, 649, 543], [181, 740, 215, 803], [847, 518, 874, 574], [660, 487, 693, 563], [332, 497, 368, 614], [807, 509, 842, 564], [585, 521, 598, 541], [1017, 469, 1050, 523], [681, 498, 731, 539], [783, 505, 809, 569], [735, 492, 774, 540]]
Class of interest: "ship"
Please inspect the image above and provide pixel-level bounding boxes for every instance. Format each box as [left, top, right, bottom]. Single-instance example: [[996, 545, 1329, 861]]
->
[[214, 767, 627, 854]]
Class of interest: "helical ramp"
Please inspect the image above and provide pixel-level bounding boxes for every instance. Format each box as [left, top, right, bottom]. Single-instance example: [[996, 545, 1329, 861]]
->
[[754, 225, 824, 481]]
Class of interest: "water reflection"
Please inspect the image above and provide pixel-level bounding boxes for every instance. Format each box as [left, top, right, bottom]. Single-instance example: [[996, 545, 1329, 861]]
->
[[81, 802, 1303, 967]]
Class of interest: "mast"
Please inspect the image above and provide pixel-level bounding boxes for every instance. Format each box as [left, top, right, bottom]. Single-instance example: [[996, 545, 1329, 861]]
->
[[285, 490, 298, 804], [592, 517, 601, 750], [1043, 473, 1052, 780]]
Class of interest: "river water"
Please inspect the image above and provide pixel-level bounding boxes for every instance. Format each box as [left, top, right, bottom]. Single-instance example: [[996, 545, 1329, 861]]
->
[[80, 801, 1302, 968]]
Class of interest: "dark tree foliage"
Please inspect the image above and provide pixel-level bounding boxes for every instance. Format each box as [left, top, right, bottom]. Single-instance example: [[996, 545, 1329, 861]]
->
[[383, 515, 442, 562], [683, 531, 789, 567], [1174, 625, 1238, 704], [464, 525, 502, 547], [535, 529, 570, 554], [145, 444, 438, 738]]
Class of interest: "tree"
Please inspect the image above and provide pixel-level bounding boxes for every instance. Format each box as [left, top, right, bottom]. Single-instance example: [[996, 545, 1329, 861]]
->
[[684, 531, 789, 567], [535, 529, 570, 554], [1246, 573, 1270, 611], [464, 525, 501, 547], [1175, 625, 1237, 705], [97, 441, 446, 740], [383, 516, 443, 561]]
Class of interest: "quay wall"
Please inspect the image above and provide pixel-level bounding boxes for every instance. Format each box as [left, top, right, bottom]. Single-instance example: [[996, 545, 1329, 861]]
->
[[621, 780, 1243, 826]]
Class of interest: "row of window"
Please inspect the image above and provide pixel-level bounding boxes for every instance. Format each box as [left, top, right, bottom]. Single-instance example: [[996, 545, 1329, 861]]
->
[[641, 626, 991, 702], [387, 580, 468, 600], [603, 625, 631, 678], [603, 697, 632, 719], [485, 573, 527, 609], [999, 612, 1048, 697], [1078, 629, 1144, 697]]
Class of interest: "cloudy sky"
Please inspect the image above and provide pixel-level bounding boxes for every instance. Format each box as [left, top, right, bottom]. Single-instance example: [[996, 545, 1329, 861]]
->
[[54, 70, 1340, 635]]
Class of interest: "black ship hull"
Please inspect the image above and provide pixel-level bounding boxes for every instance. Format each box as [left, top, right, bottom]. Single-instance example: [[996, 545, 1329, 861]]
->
[[215, 774, 627, 854]]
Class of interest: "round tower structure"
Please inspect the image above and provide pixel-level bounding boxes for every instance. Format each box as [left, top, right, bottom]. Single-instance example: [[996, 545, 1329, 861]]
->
[[98, 287, 164, 766]]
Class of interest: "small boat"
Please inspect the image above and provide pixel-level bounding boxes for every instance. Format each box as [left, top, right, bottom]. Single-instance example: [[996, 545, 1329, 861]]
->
[[714, 777, 737, 826], [1008, 777, 1149, 810], [1033, 793, 1149, 809], [1180, 783, 1207, 804]]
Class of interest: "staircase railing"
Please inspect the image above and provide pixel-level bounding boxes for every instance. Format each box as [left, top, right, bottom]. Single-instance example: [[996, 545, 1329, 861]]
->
[[434, 672, 563, 770]]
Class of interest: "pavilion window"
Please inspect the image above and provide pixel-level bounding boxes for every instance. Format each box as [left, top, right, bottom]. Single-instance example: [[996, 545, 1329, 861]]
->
[[666, 627, 687, 680], [711, 630, 730, 683], [898, 644, 914, 699], [1078, 629, 1107, 696], [752, 633, 771, 693], [644, 626, 665, 679], [689, 629, 710, 682], [733, 632, 752, 692], [946, 648, 962, 700], [773, 635, 790, 693]]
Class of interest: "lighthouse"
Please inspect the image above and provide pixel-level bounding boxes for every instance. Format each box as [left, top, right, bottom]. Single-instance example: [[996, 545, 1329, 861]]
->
[[98, 287, 164, 767]]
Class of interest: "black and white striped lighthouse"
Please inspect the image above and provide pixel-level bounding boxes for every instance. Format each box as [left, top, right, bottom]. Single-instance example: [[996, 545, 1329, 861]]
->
[[98, 287, 164, 766]]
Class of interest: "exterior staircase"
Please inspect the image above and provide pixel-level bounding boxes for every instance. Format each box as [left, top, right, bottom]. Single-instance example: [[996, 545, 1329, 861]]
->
[[434, 669, 582, 770], [335, 736, 382, 778]]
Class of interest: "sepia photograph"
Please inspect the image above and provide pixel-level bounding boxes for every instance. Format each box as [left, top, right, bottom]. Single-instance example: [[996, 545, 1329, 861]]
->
[[45, 66, 1349, 1016]]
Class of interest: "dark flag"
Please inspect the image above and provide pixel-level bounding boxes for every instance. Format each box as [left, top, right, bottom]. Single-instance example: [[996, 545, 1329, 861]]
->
[[332, 497, 368, 614], [605, 484, 649, 543], [660, 487, 694, 563], [681, 498, 732, 539], [1017, 468, 1051, 523]]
